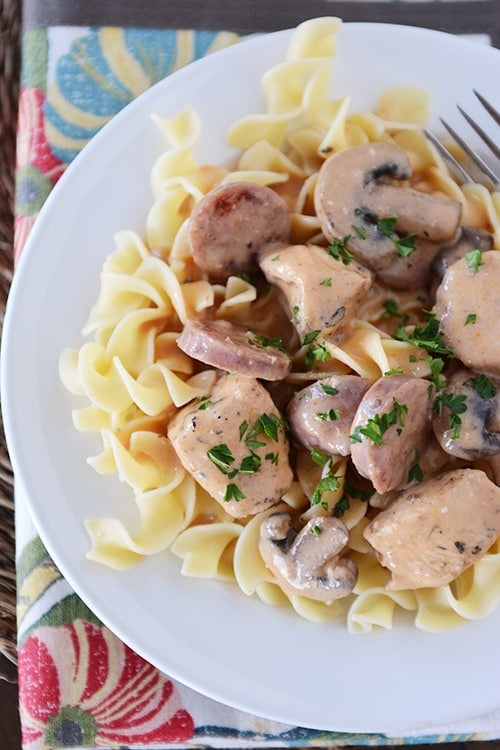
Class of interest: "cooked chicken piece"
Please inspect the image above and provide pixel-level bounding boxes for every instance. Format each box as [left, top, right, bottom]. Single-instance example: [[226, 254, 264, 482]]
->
[[287, 374, 371, 456], [177, 318, 291, 381], [188, 181, 291, 280], [259, 512, 358, 602], [364, 468, 500, 589], [168, 373, 293, 518], [260, 244, 372, 339], [434, 251, 500, 377], [350, 375, 432, 493]]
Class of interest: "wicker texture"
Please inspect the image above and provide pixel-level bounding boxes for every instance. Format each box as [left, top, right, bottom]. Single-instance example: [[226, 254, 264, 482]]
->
[[0, 0, 20, 665]]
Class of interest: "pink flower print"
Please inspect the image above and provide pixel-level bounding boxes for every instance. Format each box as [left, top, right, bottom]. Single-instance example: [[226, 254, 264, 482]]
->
[[14, 87, 65, 262], [18, 620, 195, 748]]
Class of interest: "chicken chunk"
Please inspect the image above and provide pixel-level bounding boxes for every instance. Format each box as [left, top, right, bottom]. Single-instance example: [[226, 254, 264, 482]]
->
[[168, 373, 293, 518], [364, 468, 500, 589], [260, 244, 372, 339]]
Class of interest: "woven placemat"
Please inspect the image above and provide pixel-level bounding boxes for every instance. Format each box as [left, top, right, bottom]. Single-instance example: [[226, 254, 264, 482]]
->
[[0, 0, 20, 666]]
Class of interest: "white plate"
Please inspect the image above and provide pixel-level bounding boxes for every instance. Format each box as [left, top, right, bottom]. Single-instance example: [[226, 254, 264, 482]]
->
[[3, 22, 500, 734]]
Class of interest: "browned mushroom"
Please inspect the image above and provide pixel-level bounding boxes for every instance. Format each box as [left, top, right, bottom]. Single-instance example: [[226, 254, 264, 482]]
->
[[434, 250, 500, 376], [259, 512, 358, 602], [432, 368, 500, 460], [314, 142, 461, 272]]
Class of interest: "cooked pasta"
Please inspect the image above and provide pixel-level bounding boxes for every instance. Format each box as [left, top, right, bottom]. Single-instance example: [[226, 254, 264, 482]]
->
[[59, 16, 500, 633]]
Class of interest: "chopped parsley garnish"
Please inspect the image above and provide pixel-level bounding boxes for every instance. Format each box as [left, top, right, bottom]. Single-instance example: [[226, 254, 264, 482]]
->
[[428, 356, 446, 389], [432, 390, 468, 440], [239, 453, 262, 474], [327, 236, 354, 265], [465, 373, 497, 400], [352, 224, 367, 239], [207, 443, 237, 476], [302, 330, 321, 345], [292, 305, 300, 324], [224, 483, 246, 502], [197, 397, 212, 410], [407, 450, 424, 483], [305, 341, 330, 368], [310, 446, 330, 467], [320, 383, 339, 396], [376, 216, 416, 258], [350, 400, 408, 446], [464, 249, 484, 273], [239, 420, 249, 440], [311, 470, 341, 507], [316, 408, 341, 422], [333, 480, 375, 518], [320, 277, 332, 287], [384, 367, 404, 376], [394, 312, 453, 357], [311, 524, 322, 536], [265, 451, 279, 465], [248, 333, 285, 351], [464, 313, 477, 326]]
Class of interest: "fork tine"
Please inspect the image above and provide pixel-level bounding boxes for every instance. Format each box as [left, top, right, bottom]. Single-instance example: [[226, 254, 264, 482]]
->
[[456, 104, 500, 160], [423, 127, 475, 184], [439, 116, 500, 188], [474, 90, 500, 126]]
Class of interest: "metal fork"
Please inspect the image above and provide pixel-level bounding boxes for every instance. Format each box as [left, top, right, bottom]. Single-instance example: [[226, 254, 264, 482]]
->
[[424, 90, 500, 191]]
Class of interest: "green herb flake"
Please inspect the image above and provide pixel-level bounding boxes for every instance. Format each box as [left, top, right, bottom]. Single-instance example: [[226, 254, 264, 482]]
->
[[239, 420, 249, 440], [224, 483, 246, 502], [384, 367, 404, 376], [265, 452, 279, 465], [407, 450, 424, 483], [465, 249, 484, 273], [248, 333, 285, 351], [302, 330, 321, 345], [320, 277, 332, 287], [394, 313, 453, 357], [239, 453, 262, 474], [466, 373, 497, 400], [311, 472, 341, 506], [305, 341, 331, 368], [292, 305, 300, 324], [311, 524, 322, 536], [316, 408, 341, 422], [432, 390, 468, 440], [197, 398, 212, 411], [376, 216, 416, 258], [207, 443, 236, 475], [327, 236, 354, 265], [310, 446, 330, 467], [320, 383, 339, 396], [350, 400, 408, 446], [464, 313, 477, 326], [352, 224, 367, 239]]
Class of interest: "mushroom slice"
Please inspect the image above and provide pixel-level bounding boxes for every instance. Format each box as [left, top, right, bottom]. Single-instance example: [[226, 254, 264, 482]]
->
[[177, 318, 291, 381], [376, 238, 442, 290], [168, 373, 293, 519], [287, 374, 371, 456], [259, 512, 358, 602], [364, 468, 500, 589], [260, 244, 372, 339], [350, 375, 433, 493], [432, 368, 500, 460], [188, 181, 291, 280], [434, 250, 500, 377], [314, 143, 461, 271]]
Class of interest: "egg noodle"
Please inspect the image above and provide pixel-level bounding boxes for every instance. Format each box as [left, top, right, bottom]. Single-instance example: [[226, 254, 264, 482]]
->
[[59, 17, 500, 632]]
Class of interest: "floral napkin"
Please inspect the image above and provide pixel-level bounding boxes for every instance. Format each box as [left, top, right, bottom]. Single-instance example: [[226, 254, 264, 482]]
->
[[14, 4, 500, 749]]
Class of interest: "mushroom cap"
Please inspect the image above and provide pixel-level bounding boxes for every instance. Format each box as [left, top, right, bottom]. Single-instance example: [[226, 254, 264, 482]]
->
[[259, 512, 358, 602], [314, 142, 461, 272]]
